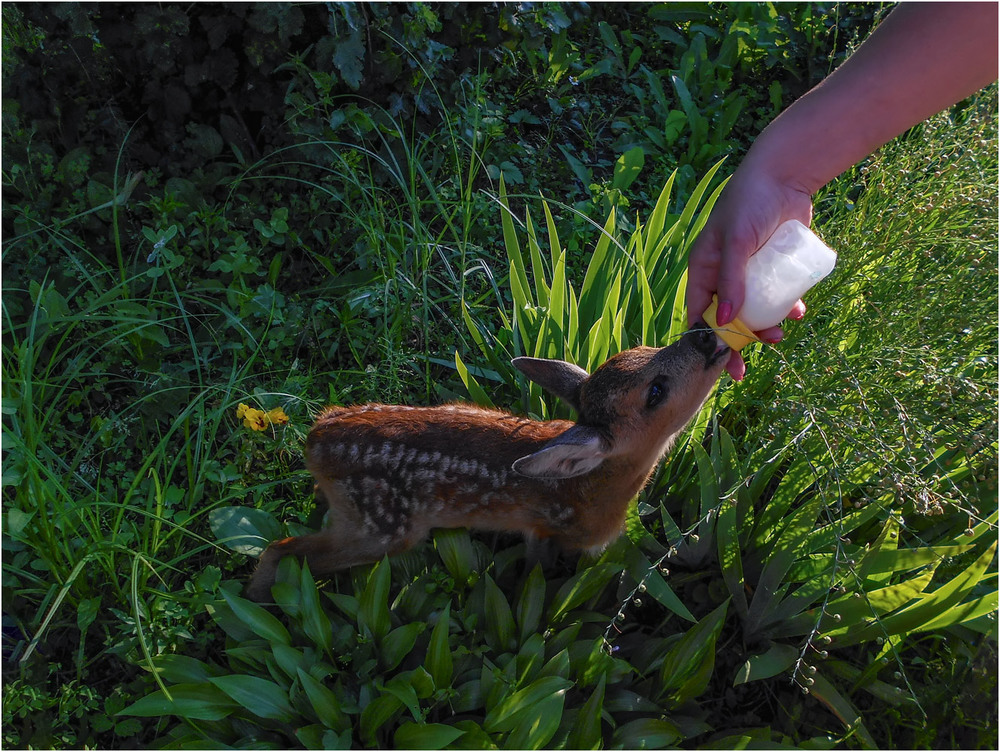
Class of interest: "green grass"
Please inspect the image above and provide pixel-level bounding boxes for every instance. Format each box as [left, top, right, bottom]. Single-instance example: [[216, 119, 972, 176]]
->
[[2, 6, 996, 747]]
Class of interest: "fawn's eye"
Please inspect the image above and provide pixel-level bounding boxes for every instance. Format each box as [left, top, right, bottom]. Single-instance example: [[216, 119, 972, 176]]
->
[[646, 381, 667, 409]]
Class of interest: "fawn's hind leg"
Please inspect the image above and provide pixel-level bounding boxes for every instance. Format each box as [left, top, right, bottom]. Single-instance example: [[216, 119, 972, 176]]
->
[[246, 479, 420, 601]]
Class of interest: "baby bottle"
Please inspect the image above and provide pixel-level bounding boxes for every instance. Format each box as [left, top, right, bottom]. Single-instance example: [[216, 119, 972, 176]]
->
[[703, 220, 837, 350]]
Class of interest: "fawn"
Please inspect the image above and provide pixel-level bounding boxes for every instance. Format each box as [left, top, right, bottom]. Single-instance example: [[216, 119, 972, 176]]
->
[[247, 325, 729, 601]]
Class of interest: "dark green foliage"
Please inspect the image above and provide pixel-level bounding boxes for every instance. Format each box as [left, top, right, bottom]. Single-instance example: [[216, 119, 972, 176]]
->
[[119, 541, 735, 749], [2, 2, 995, 749]]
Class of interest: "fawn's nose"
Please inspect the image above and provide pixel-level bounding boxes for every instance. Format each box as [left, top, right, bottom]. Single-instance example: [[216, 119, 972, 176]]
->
[[682, 322, 730, 365], [684, 322, 720, 352]]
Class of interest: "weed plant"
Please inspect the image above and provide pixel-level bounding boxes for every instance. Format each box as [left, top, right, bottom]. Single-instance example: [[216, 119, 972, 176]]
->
[[2, 4, 996, 749]]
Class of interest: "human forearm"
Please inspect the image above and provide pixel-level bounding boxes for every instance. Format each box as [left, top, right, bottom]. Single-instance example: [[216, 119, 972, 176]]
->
[[685, 2, 997, 380], [745, 2, 999, 194]]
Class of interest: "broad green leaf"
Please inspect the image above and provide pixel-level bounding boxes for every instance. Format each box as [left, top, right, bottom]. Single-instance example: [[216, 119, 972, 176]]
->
[[504, 691, 566, 750], [541, 198, 564, 273], [455, 351, 494, 408], [410, 666, 436, 699], [671, 644, 717, 706], [919, 588, 998, 632], [673, 158, 726, 253], [271, 643, 306, 681], [435, 527, 476, 584], [751, 459, 823, 550], [795, 503, 883, 560], [821, 566, 939, 636], [809, 671, 875, 748], [659, 506, 686, 551], [358, 557, 392, 642], [863, 545, 976, 576], [567, 279, 579, 350], [612, 146, 645, 192], [716, 488, 747, 620], [516, 563, 547, 642], [209, 506, 282, 557], [297, 668, 348, 731], [824, 659, 918, 708], [643, 170, 676, 267], [209, 674, 295, 722], [204, 599, 256, 643], [835, 541, 998, 646], [515, 633, 546, 687], [499, 178, 532, 340], [664, 266, 689, 345], [382, 622, 426, 672], [604, 689, 662, 714], [483, 574, 516, 652], [300, 561, 334, 656], [703, 732, 801, 750], [683, 172, 732, 251], [425, 603, 454, 690], [461, 301, 509, 377], [547, 562, 623, 624], [549, 250, 567, 351], [360, 693, 404, 747], [448, 720, 494, 750], [325, 591, 360, 621], [484, 675, 573, 733], [660, 600, 729, 695], [624, 546, 695, 622], [394, 722, 466, 750], [119, 683, 239, 721], [612, 718, 682, 749], [567, 675, 606, 750], [383, 673, 423, 721], [524, 208, 550, 308], [853, 515, 900, 587], [952, 509, 998, 545], [747, 492, 825, 631], [220, 590, 290, 645], [149, 654, 217, 684], [733, 643, 798, 685], [692, 442, 718, 522], [580, 209, 619, 325], [538, 647, 571, 681], [638, 256, 654, 345]]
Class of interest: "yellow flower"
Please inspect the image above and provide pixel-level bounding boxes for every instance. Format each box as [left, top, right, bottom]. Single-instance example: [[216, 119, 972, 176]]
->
[[266, 407, 289, 426], [237, 403, 290, 432], [243, 409, 268, 431]]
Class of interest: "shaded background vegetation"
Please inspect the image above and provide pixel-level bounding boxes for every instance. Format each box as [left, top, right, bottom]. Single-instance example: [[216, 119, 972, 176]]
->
[[2, 3, 996, 749]]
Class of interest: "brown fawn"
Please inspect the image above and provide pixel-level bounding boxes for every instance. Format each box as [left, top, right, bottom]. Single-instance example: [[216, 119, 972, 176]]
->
[[247, 325, 729, 601]]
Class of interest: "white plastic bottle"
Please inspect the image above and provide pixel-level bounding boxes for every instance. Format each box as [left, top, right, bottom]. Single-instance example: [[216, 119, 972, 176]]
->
[[703, 220, 837, 350]]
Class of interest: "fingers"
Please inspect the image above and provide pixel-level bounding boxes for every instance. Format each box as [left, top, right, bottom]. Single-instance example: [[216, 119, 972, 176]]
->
[[787, 299, 806, 320], [726, 350, 746, 382], [685, 230, 720, 328], [755, 325, 785, 344]]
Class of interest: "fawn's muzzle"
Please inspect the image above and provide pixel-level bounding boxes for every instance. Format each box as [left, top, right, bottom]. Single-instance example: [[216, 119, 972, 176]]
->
[[684, 323, 730, 367]]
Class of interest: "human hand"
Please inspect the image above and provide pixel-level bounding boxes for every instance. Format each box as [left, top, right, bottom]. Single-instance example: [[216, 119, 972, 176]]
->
[[686, 161, 814, 380]]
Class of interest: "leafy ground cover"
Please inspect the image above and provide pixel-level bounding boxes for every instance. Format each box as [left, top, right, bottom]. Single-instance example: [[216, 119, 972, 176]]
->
[[2, 3, 996, 749]]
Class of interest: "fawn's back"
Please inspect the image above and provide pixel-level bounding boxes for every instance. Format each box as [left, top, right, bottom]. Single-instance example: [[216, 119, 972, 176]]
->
[[305, 403, 581, 545]]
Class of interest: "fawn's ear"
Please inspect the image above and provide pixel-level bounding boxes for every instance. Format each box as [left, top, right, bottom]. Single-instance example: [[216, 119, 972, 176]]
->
[[512, 425, 608, 479], [511, 357, 589, 412]]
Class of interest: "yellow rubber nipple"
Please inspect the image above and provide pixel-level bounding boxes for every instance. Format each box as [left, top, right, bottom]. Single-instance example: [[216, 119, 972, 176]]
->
[[703, 296, 759, 351]]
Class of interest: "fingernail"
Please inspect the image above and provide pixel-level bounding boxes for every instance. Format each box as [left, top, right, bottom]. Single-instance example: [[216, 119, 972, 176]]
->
[[716, 301, 733, 326]]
